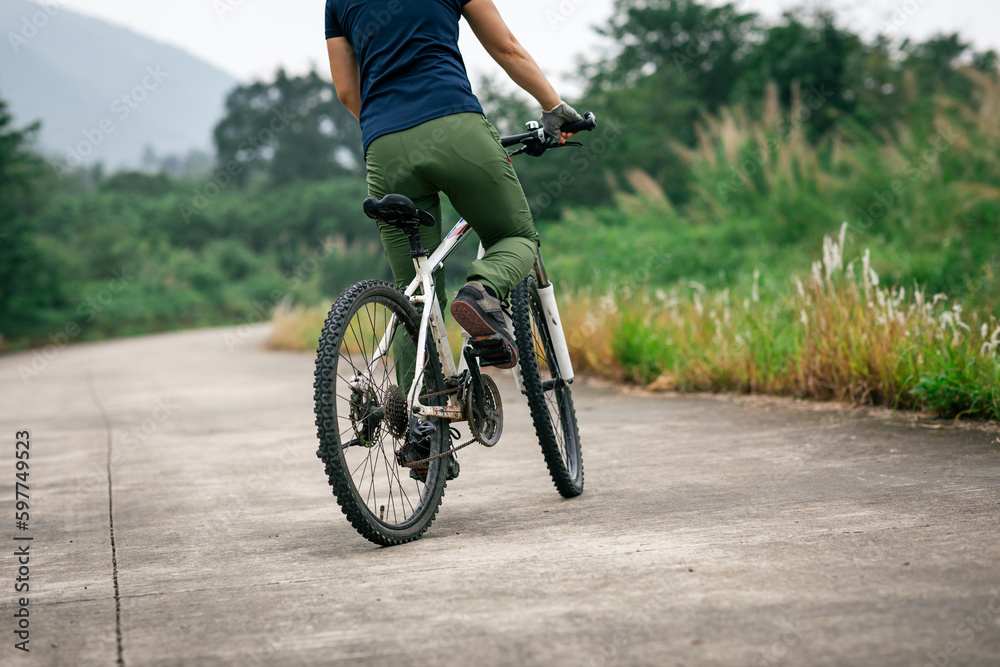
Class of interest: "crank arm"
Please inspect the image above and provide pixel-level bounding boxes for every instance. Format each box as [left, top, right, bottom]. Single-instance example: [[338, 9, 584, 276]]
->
[[462, 347, 490, 418]]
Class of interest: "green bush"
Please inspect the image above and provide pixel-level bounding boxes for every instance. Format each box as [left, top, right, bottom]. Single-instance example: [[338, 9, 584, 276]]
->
[[1, 176, 392, 346]]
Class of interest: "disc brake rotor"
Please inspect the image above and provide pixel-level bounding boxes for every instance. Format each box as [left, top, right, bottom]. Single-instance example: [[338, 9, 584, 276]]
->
[[349, 386, 381, 447]]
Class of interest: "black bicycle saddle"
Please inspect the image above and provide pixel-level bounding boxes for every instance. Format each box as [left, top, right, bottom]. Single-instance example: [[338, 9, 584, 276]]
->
[[363, 194, 436, 228]]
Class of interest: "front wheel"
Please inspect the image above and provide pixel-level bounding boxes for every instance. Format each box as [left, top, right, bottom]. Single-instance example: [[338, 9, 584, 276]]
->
[[314, 280, 449, 545], [511, 275, 584, 497]]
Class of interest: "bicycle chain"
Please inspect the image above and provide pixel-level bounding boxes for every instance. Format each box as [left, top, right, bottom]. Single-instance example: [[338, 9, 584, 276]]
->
[[398, 377, 494, 467], [397, 436, 479, 468], [418, 387, 460, 401]]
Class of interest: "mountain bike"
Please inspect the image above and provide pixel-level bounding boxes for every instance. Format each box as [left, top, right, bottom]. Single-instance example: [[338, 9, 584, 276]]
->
[[314, 113, 597, 545]]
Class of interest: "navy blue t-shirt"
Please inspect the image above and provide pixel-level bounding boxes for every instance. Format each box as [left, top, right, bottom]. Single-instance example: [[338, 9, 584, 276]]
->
[[325, 0, 484, 153]]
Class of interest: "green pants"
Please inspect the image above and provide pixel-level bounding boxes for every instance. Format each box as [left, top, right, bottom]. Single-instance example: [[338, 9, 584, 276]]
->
[[365, 112, 538, 304]]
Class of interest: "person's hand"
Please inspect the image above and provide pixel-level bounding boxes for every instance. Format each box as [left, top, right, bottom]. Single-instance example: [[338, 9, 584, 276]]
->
[[541, 101, 583, 143]]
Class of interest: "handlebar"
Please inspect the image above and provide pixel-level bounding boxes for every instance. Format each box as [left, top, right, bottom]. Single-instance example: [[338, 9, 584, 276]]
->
[[499, 112, 598, 154], [500, 130, 539, 149], [561, 112, 598, 135]]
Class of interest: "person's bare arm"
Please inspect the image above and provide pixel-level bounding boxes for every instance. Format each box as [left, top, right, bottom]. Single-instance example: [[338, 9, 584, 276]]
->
[[327, 37, 361, 120], [461, 0, 560, 111]]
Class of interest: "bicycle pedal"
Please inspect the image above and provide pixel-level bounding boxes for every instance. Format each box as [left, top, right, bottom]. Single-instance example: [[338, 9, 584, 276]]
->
[[467, 335, 515, 368], [468, 333, 505, 349], [477, 351, 516, 368]]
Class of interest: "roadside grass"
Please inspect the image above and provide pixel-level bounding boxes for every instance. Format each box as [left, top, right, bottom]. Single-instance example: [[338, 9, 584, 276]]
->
[[268, 304, 328, 353], [268, 302, 466, 362], [269, 227, 999, 420], [561, 225, 1000, 420]]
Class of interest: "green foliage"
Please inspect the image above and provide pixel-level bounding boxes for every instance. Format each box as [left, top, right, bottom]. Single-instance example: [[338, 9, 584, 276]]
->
[[613, 311, 674, 385], [2, 173, 392, 345], [98, 171, 174, 197], [734, 11, 862, 137], [546, 66, 1000, 308], [0, 97, 66, 339], [562, 1, 999, 209], [590, 0, 758, 111], [564, 229, 1000, 420], [910, 364, 1000, 421], [578, 0, 760, 204]]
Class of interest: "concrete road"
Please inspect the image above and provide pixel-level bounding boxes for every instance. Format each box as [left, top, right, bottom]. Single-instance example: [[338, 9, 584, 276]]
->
[[1, 326, 999, 666]]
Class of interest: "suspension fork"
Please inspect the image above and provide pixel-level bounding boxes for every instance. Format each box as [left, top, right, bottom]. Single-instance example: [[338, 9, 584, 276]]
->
[[531, 250, 575, 383], [458, 246, 576, 392]]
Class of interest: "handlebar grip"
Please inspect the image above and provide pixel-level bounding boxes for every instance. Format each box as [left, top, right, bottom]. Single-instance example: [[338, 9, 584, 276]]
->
[[500, 132, 533, 148], [561, 112, 597, 134]]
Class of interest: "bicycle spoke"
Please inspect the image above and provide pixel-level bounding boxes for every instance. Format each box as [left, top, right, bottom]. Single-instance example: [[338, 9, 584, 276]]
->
[[351, 453, 368, 478], [379, 443, 397, 523], [348, 317, 371, 370], [315, 284, 449, 544]]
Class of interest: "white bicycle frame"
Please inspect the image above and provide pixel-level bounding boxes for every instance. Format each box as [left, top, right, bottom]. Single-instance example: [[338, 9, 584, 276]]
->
[[355, 216, 575, 422]]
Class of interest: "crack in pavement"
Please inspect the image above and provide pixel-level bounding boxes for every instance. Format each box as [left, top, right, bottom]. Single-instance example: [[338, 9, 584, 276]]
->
[[86, 375, 125, 667]]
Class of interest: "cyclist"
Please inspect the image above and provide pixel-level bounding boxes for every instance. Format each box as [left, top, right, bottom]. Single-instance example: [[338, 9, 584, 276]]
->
[[325, 0, 583, 369]]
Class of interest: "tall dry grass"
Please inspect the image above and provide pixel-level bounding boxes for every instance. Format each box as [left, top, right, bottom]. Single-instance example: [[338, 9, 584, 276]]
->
[[268, 304, 329, 352], [268, 302, 467, 362], [562, 225, 1000, 419]]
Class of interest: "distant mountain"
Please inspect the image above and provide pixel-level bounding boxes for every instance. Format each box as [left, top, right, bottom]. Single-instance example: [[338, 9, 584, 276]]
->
[[0, 0, 238, 171]]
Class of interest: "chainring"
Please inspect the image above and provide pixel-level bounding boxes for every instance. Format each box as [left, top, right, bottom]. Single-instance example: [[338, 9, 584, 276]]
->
[[466, 373, 503, 447]]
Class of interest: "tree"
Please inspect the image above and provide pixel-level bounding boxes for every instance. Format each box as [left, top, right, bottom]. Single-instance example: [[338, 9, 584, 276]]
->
[[0, 96, 64, 340], [213, 69, 363, 187], [587, 0, 758, 111], [735, 11, 862, 137], [98, 171, 174, 197], [577, 0, 760, 205], [901, 33, 999, 101]]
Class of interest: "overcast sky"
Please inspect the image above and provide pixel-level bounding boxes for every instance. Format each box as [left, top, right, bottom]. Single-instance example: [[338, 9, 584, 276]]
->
[[52, 0, 1000, 97]]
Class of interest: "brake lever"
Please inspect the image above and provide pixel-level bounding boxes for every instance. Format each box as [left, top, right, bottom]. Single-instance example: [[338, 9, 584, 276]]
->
[[508, 140, 584, 158], [533, 141, 584, 156]]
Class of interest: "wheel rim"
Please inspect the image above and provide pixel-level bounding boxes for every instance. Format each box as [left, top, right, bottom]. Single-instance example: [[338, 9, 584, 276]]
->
[[330, 297, 441, 529], [527, 286, 580, 480]]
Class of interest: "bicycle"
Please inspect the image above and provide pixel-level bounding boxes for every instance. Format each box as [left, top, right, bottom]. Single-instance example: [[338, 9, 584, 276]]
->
[[314, 113, 598, 545]]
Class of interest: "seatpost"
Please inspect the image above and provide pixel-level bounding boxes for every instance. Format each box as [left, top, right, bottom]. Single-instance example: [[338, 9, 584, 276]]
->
[[406, 227, 429, 259]]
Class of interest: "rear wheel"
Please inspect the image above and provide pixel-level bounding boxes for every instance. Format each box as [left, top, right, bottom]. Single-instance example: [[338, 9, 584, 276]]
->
[[511, 275, 584, 497], [314, 280, 449, 545]]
